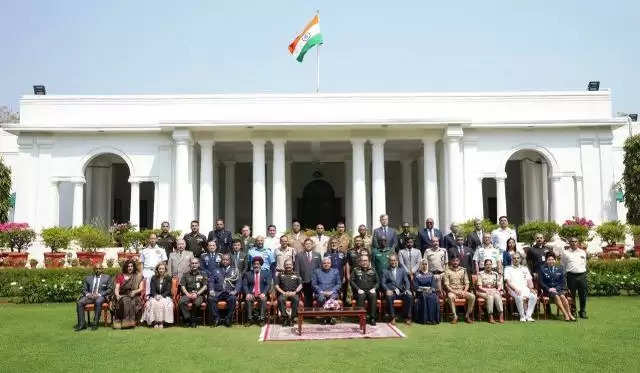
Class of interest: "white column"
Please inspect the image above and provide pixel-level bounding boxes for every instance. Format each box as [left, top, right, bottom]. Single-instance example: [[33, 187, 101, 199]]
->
[[129, 180, 140, 229], [212, 153, 219, 221], [14, 137, 35, 225], [49, 181, 60, 227], [423, 138, 439, 227], [370, 139, 386, 226], [462, 139, 479, 220], [541, 162, 550, 220], [224, 161, 236, 233], [344, 160, 352, 229], [198, 140, 215, 233], [574, 176, 584, 218], [173, 130, 193, 233], [271, 139, 287, 234], [351, 139, 367, 235], [84, 166, 93, 224], [445, 127, 464, 226], [251, 140, 267, 237], [599, 137, 617, 221], [550, 175, 563, 223], [72, 179, 85, 227], [417, 157, 425, 225], [495, 176, 507, 222], [286, 161, 293, 227], [401, 159, 413, 224]]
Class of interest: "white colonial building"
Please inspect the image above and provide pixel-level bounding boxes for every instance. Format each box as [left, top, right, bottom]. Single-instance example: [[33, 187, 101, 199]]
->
[[0, 90, 630, 236]]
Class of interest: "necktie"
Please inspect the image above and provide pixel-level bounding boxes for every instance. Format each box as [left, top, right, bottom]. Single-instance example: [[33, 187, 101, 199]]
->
[[307, 252, 311, 263], [92, 276, 99, 293], [253, 272, 260, 296], [459, 246, 464, 257], [428, 230, 432, 240]]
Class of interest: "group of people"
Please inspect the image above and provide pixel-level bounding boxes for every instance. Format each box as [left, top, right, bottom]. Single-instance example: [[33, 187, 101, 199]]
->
[[73, 215, 589, 331]]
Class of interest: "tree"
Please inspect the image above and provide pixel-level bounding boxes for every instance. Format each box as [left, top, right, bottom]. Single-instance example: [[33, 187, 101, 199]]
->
[[0, 106, 19, 123], [623, 135, 640, 224], [0, 157, 11, 222]]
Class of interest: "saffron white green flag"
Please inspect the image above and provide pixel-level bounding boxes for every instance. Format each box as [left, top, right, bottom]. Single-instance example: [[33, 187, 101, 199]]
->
[[288, 14, 323, 62]]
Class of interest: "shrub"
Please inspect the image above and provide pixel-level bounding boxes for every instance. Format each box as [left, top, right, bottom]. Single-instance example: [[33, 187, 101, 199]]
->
[[458, 219, 498, 238], [0, 157, 10, 223], [558, 217, 594, 243], [41, 227, 74, 252], [628, 225, 640, 237], [595, 221, 628, 246], [0, 223, 36, 252], [623, 135, 640, 225], [109, 222, 134, 247], [73, 225, 113, 252], [122, 230, 148, 252], [517, 221, 560, 245]]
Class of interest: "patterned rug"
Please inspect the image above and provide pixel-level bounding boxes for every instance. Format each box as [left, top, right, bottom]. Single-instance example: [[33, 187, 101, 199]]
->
[[259, 322, 406, 342]]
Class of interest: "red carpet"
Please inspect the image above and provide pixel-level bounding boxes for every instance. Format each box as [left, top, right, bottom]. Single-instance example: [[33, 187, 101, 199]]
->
[[259, 322, 406, 342]]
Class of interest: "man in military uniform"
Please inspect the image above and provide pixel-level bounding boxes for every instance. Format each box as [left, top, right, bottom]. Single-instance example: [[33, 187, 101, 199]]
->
[[207, 218, 233, 254], [242, 257, 271, 326], [230, 239, 247, 279], [200, 240, 222, 277], [183, 220, 207, 259], [345, 236, 370, 305], [353, 224, 373, 252], [286, 220, 305, 254], [239, 225, 255, 253], [179, 258, 208, 327], [207, 254, 240, 327], [275, 260, 302, 326], [397, 222, 415, 253], [157, 221, 177, 258], [424, 237, 449, 276], [443, 256, 475, 324], [350, 255, 379, 325], [372, 236, 394, 282], [324, 238, 346, 280], [334, 222, 352, 254]]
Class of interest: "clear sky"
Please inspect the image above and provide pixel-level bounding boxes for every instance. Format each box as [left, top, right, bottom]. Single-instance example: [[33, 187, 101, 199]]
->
[[1, 0, 638, 114]]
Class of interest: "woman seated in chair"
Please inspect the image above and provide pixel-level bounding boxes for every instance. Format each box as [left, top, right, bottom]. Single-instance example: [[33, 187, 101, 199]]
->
[[476, 259, 504, 324], [538, 252, 575, 322], [142, 262, 174, 328], [112, 259, 144, 329], [413, 259, 440, 325]]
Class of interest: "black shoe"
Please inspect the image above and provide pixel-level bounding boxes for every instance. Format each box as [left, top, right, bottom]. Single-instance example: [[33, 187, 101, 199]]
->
[[329, 318, 336, 325], [370, 319, 376, 326], [579, 311, 588, 319], [74, 324, 87, 332], [90, 324, 98, 331], [224, 318, 232, 327]]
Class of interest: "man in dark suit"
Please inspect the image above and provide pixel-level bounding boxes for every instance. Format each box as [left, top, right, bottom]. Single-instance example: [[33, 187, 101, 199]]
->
[[75, 264, 112, 331], [465, 219, 484, 252], [242, 257, 272, 326], [416, 217, 443, 255], [442, 223, 461, 250], [207, 254, 240, 327], [207, 218, 233, 254], [449, 236, 475, 283], [397, 222, 415, 253], [381, 255, 413, 325], [372, 214, 398, 252], [230, 239, 247, 279], [294, 238, 322, 307]]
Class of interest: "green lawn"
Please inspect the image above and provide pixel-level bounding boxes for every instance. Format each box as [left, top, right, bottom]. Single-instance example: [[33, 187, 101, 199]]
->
[[1, 297, 639, 372]]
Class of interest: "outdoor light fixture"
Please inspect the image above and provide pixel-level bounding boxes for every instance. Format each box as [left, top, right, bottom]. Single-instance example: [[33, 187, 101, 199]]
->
[[33, 85, 46, 95], [587, 81, 600, 91], [630, 114, 638, 122]]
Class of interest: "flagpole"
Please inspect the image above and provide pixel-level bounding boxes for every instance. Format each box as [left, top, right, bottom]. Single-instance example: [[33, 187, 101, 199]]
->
[[316, 9, 320, 93]]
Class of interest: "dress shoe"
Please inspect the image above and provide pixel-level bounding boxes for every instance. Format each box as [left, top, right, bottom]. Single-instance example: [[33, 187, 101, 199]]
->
[[224, 318, 232, 327], [465, 315, 473, 324], [488, 315, 496, 324], [74, 324, 87, 332], [498, 313, 504, 324], [329, 318, 336, 325], [369, 319, 376, 326], [215, 319, 224, 327], [389, 317, 396, 325], [91, 325, 99, 331], [450, 317, 458, 324], [579, 311, 588, 319]]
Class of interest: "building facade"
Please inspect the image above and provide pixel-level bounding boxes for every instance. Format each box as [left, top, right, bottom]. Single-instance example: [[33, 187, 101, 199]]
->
[[1, 90, 627, 236]]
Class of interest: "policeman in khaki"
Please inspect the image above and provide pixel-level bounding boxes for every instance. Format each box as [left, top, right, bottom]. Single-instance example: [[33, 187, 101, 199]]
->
[[443, 256, 475, 324]]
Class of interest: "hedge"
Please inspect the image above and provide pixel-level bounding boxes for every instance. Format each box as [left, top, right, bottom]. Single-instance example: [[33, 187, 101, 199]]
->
[[2, 259, 640, 303]]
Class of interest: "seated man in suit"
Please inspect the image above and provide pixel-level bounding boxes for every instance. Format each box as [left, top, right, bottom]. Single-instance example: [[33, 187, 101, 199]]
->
[[275, 260, 303, 326], [242, 256, 271, 326], [167, 239, 194, 281], [294, 238, 323, 307], [382, 255, 413, 325], [417, 217, 443, 255], [206, 254, 240, 327], [75, 264, 112, 331], [350, 255, 380, 326], [372, 214, 398, 252]]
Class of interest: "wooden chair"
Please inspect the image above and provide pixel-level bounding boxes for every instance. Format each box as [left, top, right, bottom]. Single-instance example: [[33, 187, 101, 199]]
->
[[171, 276, 207, 326], [84, 301, 111, 326], [539, 293, 574, 320], [240, 293, 275, 325]]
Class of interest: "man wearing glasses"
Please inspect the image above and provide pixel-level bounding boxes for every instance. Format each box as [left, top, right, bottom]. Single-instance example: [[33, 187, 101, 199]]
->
[[561, 237, 589, 319]]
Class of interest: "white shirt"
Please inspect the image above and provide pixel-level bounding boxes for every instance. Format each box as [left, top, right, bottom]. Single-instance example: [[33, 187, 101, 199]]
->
[[491, 227, 517, 252], [561, 248, 587, 274], [264, 236, 280, 253], [473, 245, 501, 268], [140, 245, 167, 275], [504, 265, 531, 292]]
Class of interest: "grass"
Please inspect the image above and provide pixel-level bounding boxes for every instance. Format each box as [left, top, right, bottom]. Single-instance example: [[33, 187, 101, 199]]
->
[[0, 297, 639, 372]]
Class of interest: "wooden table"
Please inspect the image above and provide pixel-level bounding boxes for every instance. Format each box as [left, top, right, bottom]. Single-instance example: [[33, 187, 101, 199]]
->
[[297, 307, 367, 335]]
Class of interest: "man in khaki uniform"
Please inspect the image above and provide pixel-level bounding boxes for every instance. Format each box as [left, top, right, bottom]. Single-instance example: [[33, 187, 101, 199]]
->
[[334, 222, 352, 254], [353, 224, 373, 252], [286, 220, 306, 254], [443, 256, 475, 324]]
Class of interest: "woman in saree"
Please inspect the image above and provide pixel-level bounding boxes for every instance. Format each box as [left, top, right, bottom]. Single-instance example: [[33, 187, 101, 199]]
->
[[112, 259, 144, 329]]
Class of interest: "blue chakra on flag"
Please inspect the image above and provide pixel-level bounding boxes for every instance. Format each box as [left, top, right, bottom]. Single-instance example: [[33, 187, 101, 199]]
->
[[302, 32, 311, 42]]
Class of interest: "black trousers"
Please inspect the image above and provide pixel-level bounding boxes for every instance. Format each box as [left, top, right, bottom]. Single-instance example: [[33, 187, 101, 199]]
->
[[207, 293, 237, 322], [567, 272, 587, 312], [246, 295, 267, 320], [355, 291, 377, 320], [385, 292, 413, 319], [302, 282, 314, 307], [179, 295, 205, 322], [278, 294, 300, 318], [76, 295, 105, 326]]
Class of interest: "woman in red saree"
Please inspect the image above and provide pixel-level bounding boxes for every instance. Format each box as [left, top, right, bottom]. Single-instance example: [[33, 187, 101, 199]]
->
[[111, 259, 144, 329]]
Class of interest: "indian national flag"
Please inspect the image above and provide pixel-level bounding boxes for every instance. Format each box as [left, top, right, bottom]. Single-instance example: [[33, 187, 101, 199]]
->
[[288, 14, 323, 62]]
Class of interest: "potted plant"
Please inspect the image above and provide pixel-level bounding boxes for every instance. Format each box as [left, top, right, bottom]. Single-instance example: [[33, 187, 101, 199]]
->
[[73, 225, 113, 267], [119, 230, 146, 264], [106, 258, 115, 268], [0, 222, 36, 267], [29, 258, 38, 268], [41, 226, 74, 268], [595, 221, 628, 255], [517, 220, 560, 245], [630, 225, 640, 257], [109, 222, 134, 247], [558, 217, 594, 248]]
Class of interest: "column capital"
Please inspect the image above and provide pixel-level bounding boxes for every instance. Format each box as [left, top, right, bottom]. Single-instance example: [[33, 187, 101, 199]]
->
[[270, 139, 286, 146], [172, 129, 193, 145], [223, 160, 237, 167], [549, 174, 564, 182], [369, 138, 386, 146], [443, 125, 464, 140], [127, 178, 142, 185], [198, 139, 215, 147], [69, 177, 86, 184], [251, 139, 266, 147], [495, 175, 507, 182], [573, 175, 584, 181], [421, 136, 439, 145], [350, 138, 366, 146]]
